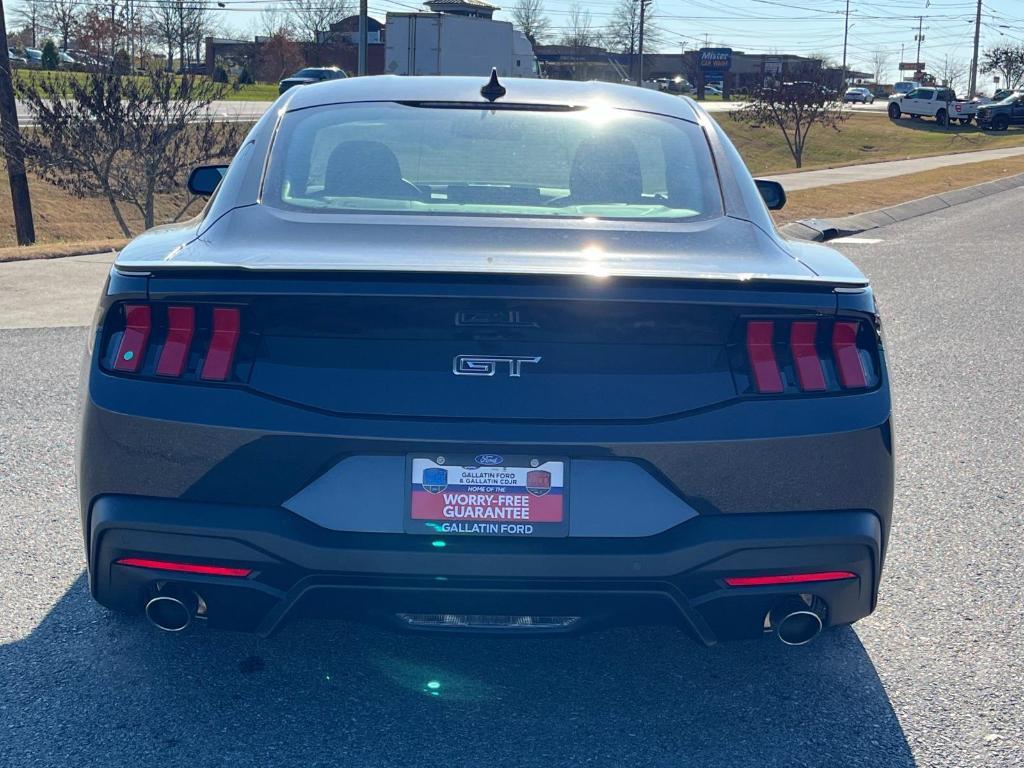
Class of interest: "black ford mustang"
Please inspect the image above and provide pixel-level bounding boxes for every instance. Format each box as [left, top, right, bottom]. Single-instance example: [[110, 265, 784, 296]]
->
[[77, 74, 893, 646]]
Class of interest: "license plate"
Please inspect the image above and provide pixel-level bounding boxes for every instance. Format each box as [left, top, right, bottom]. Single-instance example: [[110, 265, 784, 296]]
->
[[406, 454, 568, 537]]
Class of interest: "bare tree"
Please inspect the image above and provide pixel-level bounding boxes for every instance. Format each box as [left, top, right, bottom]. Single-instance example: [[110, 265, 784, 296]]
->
[[257, 31, 303, 82], [732, 77, 848, 169], [149, 0, 213, 71], [561, 2, 596, 80], [286, 0, 350, 64], [14, 0, 47, 47], [510, 0, 549, 46], [980, 44, 1024, 90], [604, 0, 664, 81], [44, 0, 78, 50], [253, 5, 293, 39], [869, 48, 891, 85], [17, 70, 247, 235], [936, 56, 967, 94]]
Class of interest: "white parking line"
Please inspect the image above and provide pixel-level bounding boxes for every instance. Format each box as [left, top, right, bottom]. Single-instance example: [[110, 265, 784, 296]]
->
[[830, 237, 884, 244]]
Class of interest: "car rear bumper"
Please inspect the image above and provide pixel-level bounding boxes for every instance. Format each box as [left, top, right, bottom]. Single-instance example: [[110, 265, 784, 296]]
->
[[89, 495, 883, 644]]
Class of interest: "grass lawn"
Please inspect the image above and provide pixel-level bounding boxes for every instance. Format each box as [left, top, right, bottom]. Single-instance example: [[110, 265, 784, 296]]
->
[[0, 169, 203, 249], [224, 82, 280, 100], [722, 112, 1024, 175], [13, 68, 280, 101], [773, 155, 1024, 224]]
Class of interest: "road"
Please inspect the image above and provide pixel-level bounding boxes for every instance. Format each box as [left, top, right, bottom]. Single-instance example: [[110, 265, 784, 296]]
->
[[1, 189, 1022, 767]]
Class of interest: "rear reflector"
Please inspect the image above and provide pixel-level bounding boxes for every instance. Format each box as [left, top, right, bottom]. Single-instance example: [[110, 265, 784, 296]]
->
[[745, 320, 783, 393], [200, 307, 241, 381], [724, 571, 857, 587], [832, 321, 868, 388], [112, 304, 151, 372], [156, 306, 195, 377], [116, 558, 252, 578], [789, 321, 826, 392]]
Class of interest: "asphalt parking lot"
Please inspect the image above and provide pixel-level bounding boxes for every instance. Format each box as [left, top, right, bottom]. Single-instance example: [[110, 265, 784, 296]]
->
[[1, 189, 1022, 767]]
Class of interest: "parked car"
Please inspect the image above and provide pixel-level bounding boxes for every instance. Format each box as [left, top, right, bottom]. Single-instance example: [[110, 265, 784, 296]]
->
[[844, 87, 874, 104], [7, 48, 27, 64], [888, 86, 976, 125], [58, 50, 75, 64], [79, 75, 893, 647], [704, 84, 722, 97], [23, 47, 42, 64], [977, 92, 1024, 131], [278, 66, 347, 94]]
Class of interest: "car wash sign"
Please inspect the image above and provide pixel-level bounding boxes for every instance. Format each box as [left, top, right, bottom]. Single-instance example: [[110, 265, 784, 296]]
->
[[699, 47, 732, 74]]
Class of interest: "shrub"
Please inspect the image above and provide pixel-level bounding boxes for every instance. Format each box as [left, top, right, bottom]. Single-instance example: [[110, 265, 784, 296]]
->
[[41, 40, 59, 70]]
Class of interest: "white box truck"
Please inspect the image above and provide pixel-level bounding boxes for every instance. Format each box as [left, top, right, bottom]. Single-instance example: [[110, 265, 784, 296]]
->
[[385, 12, 538, 78]]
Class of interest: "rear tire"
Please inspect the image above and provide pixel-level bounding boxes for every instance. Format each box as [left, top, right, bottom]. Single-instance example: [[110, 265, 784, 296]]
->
[[888, 103, 901, 119], [993, 115, 1010, 131]]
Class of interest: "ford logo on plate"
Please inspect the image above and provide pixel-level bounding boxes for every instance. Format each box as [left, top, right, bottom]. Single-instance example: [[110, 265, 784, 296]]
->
[[475, 454, 504, 466]]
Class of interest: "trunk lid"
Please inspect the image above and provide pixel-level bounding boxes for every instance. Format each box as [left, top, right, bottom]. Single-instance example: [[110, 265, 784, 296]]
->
[[147, 272, 838, 422], [117, 206, 859, 285]]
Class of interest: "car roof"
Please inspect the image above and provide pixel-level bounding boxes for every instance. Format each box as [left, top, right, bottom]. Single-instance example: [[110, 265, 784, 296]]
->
[[282, 75, 702, 121]]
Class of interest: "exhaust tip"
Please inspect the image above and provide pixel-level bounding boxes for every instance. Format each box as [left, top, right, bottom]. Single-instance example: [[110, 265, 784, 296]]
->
[[145, 595, 192, 632], [775, 609, 824, 646], [770, 597, 826, 646]]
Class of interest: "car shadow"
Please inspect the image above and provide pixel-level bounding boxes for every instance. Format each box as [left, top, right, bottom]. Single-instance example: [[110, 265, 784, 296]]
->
[[885, 117, 996, 137], [0, 573, 916, 767]]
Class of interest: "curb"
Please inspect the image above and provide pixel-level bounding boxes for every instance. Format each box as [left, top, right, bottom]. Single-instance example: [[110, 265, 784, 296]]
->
[[779, 172, 1024, 242]]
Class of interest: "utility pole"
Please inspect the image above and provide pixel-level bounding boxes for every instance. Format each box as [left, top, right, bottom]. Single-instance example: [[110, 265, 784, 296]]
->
[[357, 0, 368, 75], [915, 15, 923, 71], [0, 0, 36, 245], [968, 0, 981, 96], [636, 0, 651, 87], [840, 0, 850, 91]]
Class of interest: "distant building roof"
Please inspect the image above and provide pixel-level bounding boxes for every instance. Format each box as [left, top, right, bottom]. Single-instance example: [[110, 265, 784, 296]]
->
[[425, 0, 499, 7], [423, 0, 499, 18]]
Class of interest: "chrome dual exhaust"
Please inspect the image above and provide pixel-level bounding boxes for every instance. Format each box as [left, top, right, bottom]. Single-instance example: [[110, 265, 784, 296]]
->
[[770, 597, 826, 646]]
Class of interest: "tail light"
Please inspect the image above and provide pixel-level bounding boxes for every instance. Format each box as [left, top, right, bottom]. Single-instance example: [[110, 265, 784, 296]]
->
[[116, 557, 252, 578], [739, 318, 876, 394], [112, 304, 151, 373], [102, 302, 248, 383], [724, 571, 856, 587]]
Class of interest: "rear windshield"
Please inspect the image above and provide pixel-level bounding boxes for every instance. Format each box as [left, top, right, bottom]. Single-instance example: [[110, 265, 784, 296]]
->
[[262, 102, 722, 221]]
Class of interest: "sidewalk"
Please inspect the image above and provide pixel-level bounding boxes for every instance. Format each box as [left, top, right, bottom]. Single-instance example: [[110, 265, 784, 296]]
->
[[0, 251, 115, 329], [764, 145, 1024, 191]]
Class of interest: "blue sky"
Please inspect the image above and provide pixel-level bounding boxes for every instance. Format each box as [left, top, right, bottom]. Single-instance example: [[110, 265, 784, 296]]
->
[[213, 0, 1022, 87]]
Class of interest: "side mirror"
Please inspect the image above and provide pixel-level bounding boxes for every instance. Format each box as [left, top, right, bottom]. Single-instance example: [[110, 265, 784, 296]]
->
[[755, 179, 786, 211], [187, 165, 228, 197]]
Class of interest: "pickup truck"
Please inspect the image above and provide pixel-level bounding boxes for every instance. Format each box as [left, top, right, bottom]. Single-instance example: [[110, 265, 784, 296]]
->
[[976, 92, 1024, 131], [887, 86, 976, 125]]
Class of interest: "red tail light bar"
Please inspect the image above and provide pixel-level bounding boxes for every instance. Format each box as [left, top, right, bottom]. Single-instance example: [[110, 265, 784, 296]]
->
[[724, 571, 857, 587], [116, 557, 252, 578], [742, 318, 873, 394], [156, 306, 195, 377], [112, 304, 151, 373], [105, 303, 243, 383]]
